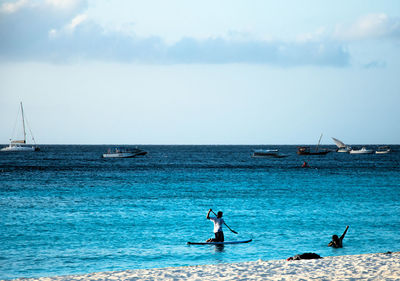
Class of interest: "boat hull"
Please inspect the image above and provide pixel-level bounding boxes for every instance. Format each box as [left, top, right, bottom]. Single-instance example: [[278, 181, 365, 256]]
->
[[349, 147, 374, 154], [375, 146, 391, 154], [297, 146, 330, 155], [252, 154, 288, 158], [102, 153, 140, 158], [102, 149, 147, 158], [1, 145, 39, 152], [252, 149, 287, 158]]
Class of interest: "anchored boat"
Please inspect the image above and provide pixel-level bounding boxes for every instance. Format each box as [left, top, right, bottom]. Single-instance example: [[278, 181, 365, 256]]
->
[[1, 102, 39, 152], [102, 147, 147, 158], [252, 149, 288, 158], [297, 134, 330, 155], [349, 147, 374, 154], [332, 137, 351, 153], [375, 146, 391, 154]]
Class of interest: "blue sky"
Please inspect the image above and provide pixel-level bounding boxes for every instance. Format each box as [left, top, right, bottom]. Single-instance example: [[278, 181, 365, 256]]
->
[[0, 0, 399, 144]]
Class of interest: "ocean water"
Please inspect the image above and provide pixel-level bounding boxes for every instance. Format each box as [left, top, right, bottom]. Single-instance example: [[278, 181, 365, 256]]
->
[[0, 145, 399, 279]]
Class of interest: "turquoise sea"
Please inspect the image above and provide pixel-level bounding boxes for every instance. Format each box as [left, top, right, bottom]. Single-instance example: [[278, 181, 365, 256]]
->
[[1, 145, 399, 279]]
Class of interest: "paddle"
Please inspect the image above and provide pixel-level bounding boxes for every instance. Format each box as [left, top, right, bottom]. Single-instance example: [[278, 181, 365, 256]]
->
[[211, 210, 238, 234]]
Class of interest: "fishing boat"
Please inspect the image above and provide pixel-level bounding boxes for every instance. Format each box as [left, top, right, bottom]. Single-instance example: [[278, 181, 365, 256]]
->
[[297, 146, 330, 155], [349, 147, 374, 154], [297, 134, 330, 155], [252, 149, 288, 158], [1, 102, 40, 152], [375, 146, 391, 154], [102, 147, 147, 158], [332, 137, 351, 153]]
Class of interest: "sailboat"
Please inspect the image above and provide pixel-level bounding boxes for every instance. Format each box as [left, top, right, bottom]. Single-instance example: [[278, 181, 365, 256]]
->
[[1, 102, 40, 152], [297, 134, 330, 155], [332, 137, 351, 153]]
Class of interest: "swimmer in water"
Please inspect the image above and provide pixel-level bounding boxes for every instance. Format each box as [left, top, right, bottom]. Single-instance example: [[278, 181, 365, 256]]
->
[[328, 226, 349, 248]]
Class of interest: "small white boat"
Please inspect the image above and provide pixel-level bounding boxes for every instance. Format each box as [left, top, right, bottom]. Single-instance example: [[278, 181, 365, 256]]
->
[[102, 147, 147, 158], [252, 149, 287, 158], [375, 146, 391, 154], [332, 137, 351, 153], [1, 102, 39, 152], [349, 147, 374, 154]]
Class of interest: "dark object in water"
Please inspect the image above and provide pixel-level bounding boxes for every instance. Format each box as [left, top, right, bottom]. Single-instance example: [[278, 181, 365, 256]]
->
[[297, 146, 330, 155], [301, 161, 309, 168], [287, 252, 322, 261]]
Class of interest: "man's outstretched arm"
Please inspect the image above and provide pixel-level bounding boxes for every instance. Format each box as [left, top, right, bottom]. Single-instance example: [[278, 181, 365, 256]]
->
[[206, 209, 212, 219], [340, 226, 349, 241]]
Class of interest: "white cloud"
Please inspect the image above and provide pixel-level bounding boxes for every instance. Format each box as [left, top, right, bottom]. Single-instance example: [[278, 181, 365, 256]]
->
[[296, 27, 327, 43], [0, 1, 350, 67], [48, 28, 58, 38], [48, 13, 87, 37], [334, 13, 400, 41], [0, 0, 84, 14], [9, 3, 400, 67], [66, 13, 87, 31], [45, 0, 83, 10], [0, 0, 29, 13]]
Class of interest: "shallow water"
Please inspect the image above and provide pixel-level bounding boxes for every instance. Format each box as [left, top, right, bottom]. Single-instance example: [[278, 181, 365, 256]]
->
[[1, 145, 399, 279]]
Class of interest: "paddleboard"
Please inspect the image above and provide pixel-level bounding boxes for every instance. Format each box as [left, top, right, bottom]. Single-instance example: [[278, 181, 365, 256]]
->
[[187, 239, 252, 245]]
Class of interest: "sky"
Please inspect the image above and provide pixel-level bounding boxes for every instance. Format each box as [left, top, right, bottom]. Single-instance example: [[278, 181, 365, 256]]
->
[[0, 0, 399, 145]]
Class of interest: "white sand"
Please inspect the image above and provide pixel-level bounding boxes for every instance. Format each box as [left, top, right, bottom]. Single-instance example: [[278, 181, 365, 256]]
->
[[13, 252, 400, 281]]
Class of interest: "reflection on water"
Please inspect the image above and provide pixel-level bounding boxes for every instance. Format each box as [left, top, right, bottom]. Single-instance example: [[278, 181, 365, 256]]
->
[[215, 245, 225, 253]]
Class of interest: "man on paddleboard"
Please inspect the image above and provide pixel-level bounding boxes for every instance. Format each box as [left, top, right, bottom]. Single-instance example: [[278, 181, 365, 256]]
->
[[206, 209, 224, 242]]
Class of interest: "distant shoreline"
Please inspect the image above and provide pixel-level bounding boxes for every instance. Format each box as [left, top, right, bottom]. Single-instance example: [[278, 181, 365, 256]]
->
[[11, 252, 400, 281]]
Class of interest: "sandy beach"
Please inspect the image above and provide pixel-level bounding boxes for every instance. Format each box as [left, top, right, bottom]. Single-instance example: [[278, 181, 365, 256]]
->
[[12, 252, 399, 281]]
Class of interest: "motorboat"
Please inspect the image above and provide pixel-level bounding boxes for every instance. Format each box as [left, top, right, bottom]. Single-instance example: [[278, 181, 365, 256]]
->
[[252, 149, 287, 158], [375, 146, 391, 154], [332, 137, 351, 153], [102, 147, 147, 158], [1, 102, 40, 152], [349, 147, 374, 154]]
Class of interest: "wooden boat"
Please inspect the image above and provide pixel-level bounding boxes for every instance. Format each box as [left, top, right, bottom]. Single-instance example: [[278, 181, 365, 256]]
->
[[297, 146, 330, 155], [297, 134, 330, 155]]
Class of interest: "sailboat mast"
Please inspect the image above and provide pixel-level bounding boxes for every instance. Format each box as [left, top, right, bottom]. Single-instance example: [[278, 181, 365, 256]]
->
[[316, 133, 323, 152], [20, 102, 26, 144]]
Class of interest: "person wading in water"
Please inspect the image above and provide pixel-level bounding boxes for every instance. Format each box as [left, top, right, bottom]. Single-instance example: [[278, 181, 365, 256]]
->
[[328, 226, 349, 248], [206, 209, 225, 242]]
